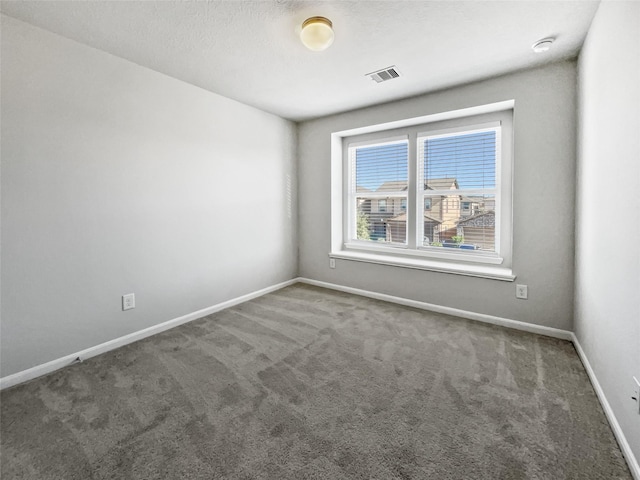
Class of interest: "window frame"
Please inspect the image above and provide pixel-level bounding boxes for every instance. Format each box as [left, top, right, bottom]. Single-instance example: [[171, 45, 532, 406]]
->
[[345, 136, 409, 246], [416, 121, 502, 258], [330, 101, 515, 281]]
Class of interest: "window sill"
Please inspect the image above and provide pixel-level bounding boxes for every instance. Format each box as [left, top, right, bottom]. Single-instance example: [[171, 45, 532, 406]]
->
[[344, 242, 504, 265], [329, 250, 515, 281]]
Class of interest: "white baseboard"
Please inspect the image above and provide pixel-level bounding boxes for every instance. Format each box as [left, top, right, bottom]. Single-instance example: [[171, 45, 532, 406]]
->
[[298, 277, 573, 341], [571, 334, 640, 480], [0, 278, 298, 391]]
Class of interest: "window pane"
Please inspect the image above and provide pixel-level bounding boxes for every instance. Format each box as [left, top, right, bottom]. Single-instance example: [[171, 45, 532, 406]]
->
[[355, 142, 408, 193], [423, 130, 496, 190], [356, 196, 408, 245], [422, 194, 495, 251], [352, 141, 409, 245]]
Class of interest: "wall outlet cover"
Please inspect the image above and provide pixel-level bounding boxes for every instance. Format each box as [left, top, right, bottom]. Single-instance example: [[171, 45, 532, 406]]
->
[[516, 284, 528, 299], [122, 293, 135, 311]]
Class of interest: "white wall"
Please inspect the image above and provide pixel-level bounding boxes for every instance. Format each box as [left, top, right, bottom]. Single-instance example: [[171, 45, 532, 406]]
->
[[575, 0, 640, 465], [298, 62, 577, 330], [0, 16, 297, 377]]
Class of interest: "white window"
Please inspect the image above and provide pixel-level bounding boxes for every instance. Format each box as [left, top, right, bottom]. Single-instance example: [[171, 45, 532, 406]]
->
[[418, 125, 499, 251], [348, 139, 407, 245], [332, 101, 514, 281]]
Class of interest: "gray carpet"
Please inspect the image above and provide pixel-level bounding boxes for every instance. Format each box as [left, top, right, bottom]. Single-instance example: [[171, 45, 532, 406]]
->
[[0, 284, 631, 479]]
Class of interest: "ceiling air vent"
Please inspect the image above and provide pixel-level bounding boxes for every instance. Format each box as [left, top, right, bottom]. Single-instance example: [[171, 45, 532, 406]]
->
[[366, 66, 400, 83]]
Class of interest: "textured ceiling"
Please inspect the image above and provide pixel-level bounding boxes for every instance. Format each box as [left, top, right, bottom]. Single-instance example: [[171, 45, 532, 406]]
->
[[0, 1, 599, 121]]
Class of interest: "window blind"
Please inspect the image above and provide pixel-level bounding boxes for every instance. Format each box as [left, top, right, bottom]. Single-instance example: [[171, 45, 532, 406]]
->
[[423, 130, 496, 190], [419, 128, 499, 252], [353, 141, 408, 193], [351, 141, 409, 245]]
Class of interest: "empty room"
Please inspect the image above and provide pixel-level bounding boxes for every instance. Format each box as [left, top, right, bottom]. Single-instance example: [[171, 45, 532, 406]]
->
[[1, 0, 638, 478]]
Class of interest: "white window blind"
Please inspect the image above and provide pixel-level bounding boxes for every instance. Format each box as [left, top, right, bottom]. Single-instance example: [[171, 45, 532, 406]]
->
[[418, 126, 500, 252], [423, 130, 497, 189], [349, 140, 408, 245]]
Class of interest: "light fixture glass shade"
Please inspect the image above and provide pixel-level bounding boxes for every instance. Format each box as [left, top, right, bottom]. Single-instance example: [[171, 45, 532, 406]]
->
[[300, 16, 334, 51]]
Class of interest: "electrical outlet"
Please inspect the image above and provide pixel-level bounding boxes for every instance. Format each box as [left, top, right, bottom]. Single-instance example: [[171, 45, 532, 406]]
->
[[122, 293, 135, 311], [329, 258, 336, 269], [633, 376, 640, 414], [516, 284, 528, 299]]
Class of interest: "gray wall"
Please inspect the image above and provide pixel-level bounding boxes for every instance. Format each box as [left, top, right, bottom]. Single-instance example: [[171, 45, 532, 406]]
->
[[0, 16, 297, 377], [298, 61, 577, 330], [575, 1, 640, 463]]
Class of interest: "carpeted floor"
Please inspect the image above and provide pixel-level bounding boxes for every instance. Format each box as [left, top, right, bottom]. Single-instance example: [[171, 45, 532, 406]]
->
[[0, 284, 632, 479]]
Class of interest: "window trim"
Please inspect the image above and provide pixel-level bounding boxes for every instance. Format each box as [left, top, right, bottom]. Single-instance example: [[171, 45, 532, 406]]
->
[[330, 100, 515, 281]]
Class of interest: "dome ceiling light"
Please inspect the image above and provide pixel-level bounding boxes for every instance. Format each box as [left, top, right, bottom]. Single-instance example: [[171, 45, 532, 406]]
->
[[300, 16, 334, 51]]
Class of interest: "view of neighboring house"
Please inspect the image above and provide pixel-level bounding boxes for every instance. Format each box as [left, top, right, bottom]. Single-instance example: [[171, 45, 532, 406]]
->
[[357, 177, 495, 250], [456, 210, 495, 251], [421, 178, 461, 238]]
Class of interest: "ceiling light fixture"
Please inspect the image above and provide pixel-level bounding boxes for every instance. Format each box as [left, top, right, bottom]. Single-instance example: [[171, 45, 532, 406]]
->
[[300, 16, 334, 51], [532, 37, 555, 53]]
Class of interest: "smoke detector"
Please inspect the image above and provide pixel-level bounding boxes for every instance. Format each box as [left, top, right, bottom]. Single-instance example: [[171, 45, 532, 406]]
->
[[532, 38, 555, 53], [366, 66, 401, 83]]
